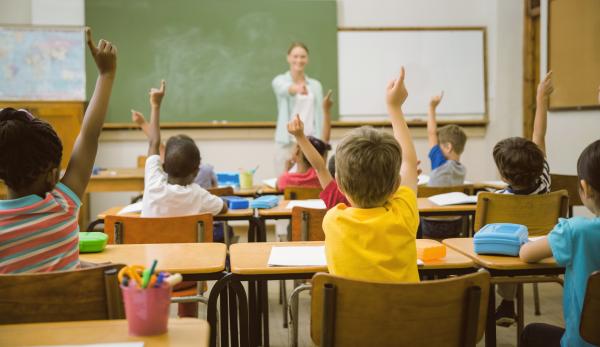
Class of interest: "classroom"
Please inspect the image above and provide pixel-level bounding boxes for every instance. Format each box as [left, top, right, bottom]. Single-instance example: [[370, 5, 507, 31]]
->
[[0, 0, 599, 346]]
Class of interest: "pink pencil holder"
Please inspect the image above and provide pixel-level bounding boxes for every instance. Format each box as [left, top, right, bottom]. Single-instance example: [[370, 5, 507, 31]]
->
[[121, 284, 172, 336]]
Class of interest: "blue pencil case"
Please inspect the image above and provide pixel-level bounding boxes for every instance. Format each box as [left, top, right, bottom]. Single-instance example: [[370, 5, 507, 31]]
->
[[473, 223, 528, 256], [222, 196, 250, 209], [250, 195, 280, 209], [217, 172, 240, 188]]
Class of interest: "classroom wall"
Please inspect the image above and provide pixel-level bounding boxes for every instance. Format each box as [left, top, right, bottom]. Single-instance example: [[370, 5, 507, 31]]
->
[[3, 0, 529, 218]]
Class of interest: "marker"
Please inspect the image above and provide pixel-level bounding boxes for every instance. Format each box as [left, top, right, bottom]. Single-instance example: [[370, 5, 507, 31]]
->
[[141, 259, 158, 288], [164, 273, 183, 287], [154, 272, 166, 288]]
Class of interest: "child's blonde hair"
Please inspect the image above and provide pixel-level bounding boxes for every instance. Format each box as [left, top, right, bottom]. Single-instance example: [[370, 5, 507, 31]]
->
[[438, 124, 467, 155], [335, 126, 401, 208]]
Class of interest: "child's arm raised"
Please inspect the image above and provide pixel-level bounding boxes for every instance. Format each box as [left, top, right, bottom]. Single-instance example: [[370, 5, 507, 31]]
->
[[132, 110, 166, 159], [519, 237, 553, 263], [532, 71, 553, 156], [427, 92, 443, 148], [322, 89, 333, 143], [288, 114, 333, 188], [61, 28, 116, 199], [147, 80, 166, 157], [386, 67, 418, 193]]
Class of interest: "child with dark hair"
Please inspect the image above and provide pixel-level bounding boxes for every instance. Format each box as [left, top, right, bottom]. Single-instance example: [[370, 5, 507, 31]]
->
[[276, 129, 331, 191], [131, 110, 218, 189], [140, 80, 226, 217], [520, 139, 600, 347], [0, 28, 117, 273], [493, 71, 553, 326]]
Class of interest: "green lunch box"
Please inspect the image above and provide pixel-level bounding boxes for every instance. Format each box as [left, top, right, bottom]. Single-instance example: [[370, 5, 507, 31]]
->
[[79, 232, 108, 253]]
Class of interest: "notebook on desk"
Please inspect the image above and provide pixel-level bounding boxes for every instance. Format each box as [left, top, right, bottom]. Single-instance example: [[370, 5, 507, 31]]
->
[[268, 246, 424, 267], [428, 192, 478, 206]]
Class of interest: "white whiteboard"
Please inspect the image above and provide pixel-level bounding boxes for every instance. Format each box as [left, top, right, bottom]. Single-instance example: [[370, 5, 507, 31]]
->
[[338, 29, 486, 119]]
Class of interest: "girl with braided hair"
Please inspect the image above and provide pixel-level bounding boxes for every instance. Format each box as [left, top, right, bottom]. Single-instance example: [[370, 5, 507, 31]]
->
[[0, 28, 117, 273]]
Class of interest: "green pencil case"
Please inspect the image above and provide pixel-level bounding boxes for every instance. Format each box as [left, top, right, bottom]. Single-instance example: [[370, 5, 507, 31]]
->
[[79, 232, 108, 253]]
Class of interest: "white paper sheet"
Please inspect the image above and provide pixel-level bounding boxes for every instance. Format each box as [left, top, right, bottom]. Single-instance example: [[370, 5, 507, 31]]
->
[[268, 246, 327, 267], [285, 199, 326, 210], [262, 178, 277, 188], [418, 174, 430, 185], [428, 192, 478, 206], [268, 246, 425, 267], [117, 202, 143, 215]]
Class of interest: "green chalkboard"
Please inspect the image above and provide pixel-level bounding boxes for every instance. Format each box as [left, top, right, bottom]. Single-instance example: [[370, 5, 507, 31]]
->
[[85, 0, 338, 125]]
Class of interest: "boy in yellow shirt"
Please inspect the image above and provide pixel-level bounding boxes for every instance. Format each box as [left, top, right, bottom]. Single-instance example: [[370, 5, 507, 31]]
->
[[323, 67, 420, 283]]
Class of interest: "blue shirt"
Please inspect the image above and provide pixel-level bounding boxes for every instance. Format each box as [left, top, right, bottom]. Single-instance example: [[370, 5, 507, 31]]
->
[[547, 216, 600, 347], [428, 145, 447, 170]]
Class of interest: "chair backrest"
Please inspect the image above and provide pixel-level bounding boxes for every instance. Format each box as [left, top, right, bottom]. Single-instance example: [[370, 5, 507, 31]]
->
[[137, 155, 147, 168], [290, 207, 327, 241], [104, 214, 214, 244], [473, 190, 569, 236], [284, 186, 322, 200], [580, 271, 600, 345], [311, 270, 490, 347], [550, 174, 583, 207], [417, 184, 474, 198], [0, 263, 125, 324], [207, 186, 234, 196]]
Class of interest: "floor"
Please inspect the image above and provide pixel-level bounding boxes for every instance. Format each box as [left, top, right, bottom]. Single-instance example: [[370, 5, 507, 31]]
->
[[177, 223, 566, 347]]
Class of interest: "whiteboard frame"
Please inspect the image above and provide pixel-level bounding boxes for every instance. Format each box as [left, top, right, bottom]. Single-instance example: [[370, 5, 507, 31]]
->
[[337, 26, 488, 123]]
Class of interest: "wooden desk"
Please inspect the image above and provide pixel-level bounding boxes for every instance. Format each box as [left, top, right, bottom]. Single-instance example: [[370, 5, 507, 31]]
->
[[0, 318, 209, 347], [217, 239, 476, 347], [443, 238, 564, 347], [80, 243, 227, 279], [235, 185, 279, 197]]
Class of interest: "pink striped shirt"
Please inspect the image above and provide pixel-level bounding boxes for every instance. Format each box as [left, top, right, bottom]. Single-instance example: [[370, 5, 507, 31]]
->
[[0, 183, 81, 273]]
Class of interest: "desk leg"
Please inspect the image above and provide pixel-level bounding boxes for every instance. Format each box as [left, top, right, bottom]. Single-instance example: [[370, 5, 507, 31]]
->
[[261, 280, 270, 347], [248, 280, 258, 347], [228, 285, 239, 347], [229, 280, 250, 347], [220, 284, 230, 347], [485, 283, 497, 347], [516, 284, 524, 347], [208, 273, 231, 347]]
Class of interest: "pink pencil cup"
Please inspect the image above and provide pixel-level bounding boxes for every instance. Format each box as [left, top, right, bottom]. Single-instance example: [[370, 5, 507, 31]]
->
[[121, 284, 172, 336]]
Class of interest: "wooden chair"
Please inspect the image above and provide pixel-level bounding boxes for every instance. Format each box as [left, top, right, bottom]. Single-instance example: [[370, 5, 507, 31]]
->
[[550, 173, 583, 217], [285, 207, 327, 345], [310, 270, 490, 347], [104, 214, 214, 316], [0, 263, 125, 324], [474, 190, 569, 338], [418, 184, 475, 238], [284, 186, 322, 200], [580, 271, 600, 346], [207, 186, 234, 196]]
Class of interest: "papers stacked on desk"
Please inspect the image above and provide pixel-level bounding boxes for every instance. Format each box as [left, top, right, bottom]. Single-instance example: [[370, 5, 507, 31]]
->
[[267, 246, 424, 267], [285, 199, 326, 209], [117, 201, 143, 215], [428, 192, 478, 206], [262, 178, 277, 188]]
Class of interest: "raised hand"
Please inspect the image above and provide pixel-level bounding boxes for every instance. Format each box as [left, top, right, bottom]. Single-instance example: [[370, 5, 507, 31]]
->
[[287, 114, 305, 137], [131, 109, 146, 125], [323, 89, 334, 111], [149, 80, 166, 107], [85, 27, 116, 76], [386, 66, 408, 109], [537, 71, 554, 102], [430, 91, 444, 109]]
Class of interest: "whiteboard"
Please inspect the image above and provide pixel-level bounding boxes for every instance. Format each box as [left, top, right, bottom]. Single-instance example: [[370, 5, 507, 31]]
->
[[338, 29, 486, 119]]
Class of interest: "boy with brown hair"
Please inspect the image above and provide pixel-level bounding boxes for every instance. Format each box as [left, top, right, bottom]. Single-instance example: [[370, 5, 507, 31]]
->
[[322, 67, 420, 283], [493, 71, 554, 326], [427, 92, 468, 186]]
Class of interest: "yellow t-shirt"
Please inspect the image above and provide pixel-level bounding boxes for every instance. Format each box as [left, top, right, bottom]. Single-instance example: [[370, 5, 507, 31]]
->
[[323, 186, 420, 283]]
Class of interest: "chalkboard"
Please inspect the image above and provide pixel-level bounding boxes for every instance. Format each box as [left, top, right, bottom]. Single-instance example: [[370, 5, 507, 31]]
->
[[85, 0, 338, 125], [338, 28, 487, 120]]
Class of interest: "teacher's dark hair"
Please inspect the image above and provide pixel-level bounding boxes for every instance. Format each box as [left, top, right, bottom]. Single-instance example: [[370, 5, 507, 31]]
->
[[288, 42, 309, 55]]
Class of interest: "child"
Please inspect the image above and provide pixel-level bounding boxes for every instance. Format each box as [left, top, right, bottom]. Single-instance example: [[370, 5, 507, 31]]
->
[[0, 28, 116, 273], [520, 139, 600, 347], [493, 71, 554, 326], [427, 91, 467, 186], [140, 80, 226, 217], [323, 67, 420, 282], [131, 110, 217, 189], [276, 135, 330, 191], [287, 115, 349, 208]]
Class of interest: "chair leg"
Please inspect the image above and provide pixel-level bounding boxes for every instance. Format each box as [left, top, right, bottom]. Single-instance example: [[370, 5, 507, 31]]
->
[[288, 282, 312, 347], [281, 280, 288, 328], [516, 284, 524, 347], [533, 283, 541, 316]]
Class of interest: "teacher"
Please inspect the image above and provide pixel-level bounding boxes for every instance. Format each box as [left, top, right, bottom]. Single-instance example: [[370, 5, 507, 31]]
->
[[272, 42, 324, 176]]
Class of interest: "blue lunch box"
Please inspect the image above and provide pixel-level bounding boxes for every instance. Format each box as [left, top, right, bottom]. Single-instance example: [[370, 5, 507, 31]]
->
[[473, 223, 528, 256], [222, 196, 250, 209]]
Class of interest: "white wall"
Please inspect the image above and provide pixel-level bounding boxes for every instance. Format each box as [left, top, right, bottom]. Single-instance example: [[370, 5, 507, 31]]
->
[[2, 0, 528, 217]]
